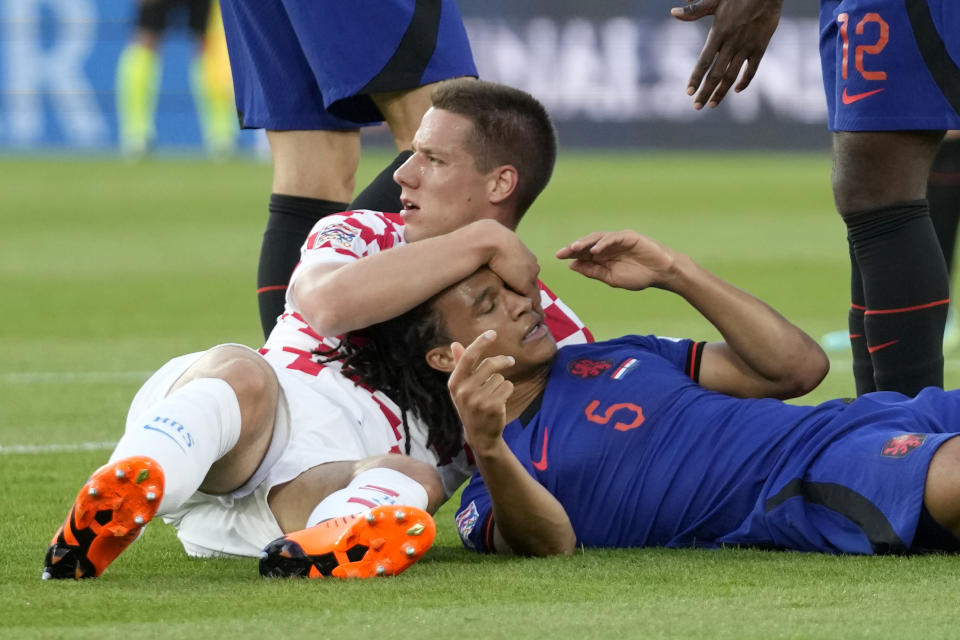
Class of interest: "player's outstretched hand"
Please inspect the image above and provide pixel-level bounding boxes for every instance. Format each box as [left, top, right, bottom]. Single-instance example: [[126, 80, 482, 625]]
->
[[448, 331, 515, 454], [556, 230, 679, 291], [671, 0, 783, 109]]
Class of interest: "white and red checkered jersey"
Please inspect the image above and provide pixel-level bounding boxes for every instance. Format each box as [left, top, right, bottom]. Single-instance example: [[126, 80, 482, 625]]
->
[[259, 210, 593, 490], [263, 209, 593, 358]]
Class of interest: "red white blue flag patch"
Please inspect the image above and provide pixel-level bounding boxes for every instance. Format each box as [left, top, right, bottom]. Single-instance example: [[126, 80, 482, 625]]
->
[[611, 358, 639, 380]]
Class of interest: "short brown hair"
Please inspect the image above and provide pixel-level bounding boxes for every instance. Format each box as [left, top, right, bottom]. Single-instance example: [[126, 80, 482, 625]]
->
[[431, 79, 557, 222]]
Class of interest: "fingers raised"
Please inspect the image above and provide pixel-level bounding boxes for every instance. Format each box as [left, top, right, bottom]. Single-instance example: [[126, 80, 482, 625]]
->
[[449, 331, 515, 387], [556, 232, 605, 260], [450, 331, 494, 379], [670, 0, 717, 21]]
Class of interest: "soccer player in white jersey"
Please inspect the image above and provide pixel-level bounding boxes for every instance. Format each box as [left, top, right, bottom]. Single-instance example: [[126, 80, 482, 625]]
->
[[43, 80, 592, 581]]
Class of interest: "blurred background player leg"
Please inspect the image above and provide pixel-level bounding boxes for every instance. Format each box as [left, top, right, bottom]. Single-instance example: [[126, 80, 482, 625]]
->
[[218, 0, 477, 339], [191, 1, 238, 158], [116, 0, 237, 158], [115, 0, 164, 156]]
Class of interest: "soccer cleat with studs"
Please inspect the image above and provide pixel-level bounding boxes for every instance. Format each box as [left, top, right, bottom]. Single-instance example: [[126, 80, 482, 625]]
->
[[42, 456, 164, 580], [259, 504, 436, 579]]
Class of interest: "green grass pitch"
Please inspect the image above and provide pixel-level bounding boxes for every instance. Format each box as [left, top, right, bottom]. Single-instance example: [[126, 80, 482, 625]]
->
[[3, 150, 960, 639]]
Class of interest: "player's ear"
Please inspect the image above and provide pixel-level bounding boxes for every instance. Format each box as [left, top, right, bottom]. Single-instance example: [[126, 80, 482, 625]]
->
[[425, 345, 456, 373], [487, 164, 518, 205]]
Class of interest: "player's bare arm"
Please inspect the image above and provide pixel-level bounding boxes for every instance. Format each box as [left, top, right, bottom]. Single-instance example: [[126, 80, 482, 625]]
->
[[671, 0, 783, 109], [295, 219, 541, 337], [448, 333, 576, 557], [557, 230, 828, 399]]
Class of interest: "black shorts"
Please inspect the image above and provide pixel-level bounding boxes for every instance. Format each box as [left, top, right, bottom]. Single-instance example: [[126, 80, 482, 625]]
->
[[138, 0, 212, 37]]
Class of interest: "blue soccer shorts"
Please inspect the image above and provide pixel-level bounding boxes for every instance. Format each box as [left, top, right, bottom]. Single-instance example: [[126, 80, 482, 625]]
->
[[219, 0, 477, 131], [819, 0, 960, 131], [726, 389, 960, 554]]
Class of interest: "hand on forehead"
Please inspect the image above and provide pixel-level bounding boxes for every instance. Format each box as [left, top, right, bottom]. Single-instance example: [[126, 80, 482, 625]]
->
[[439, 267, 501, 311]]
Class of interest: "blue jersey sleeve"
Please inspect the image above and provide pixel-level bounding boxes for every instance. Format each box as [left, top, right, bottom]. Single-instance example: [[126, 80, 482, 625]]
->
[[455, 470, 496, 553], [610, 334, 706, 381]]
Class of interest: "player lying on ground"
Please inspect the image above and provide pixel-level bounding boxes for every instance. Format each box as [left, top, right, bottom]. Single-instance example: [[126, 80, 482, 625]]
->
[[40, 340, 445, 581], [42, 80, 593, 580], [335, 229, 960, 556]]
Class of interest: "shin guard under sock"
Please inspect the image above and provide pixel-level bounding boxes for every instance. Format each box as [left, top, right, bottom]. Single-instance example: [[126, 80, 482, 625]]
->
[[847, 201, 949, 395]]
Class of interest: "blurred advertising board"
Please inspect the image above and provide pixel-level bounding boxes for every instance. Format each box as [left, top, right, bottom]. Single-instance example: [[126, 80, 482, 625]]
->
[[0, 0, 828, 151]]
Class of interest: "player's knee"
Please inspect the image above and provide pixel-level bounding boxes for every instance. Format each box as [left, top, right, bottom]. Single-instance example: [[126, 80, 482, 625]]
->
[[832, 177, 864, 216], [183, 346, 277, 410], [832, 167, 887, 215], [833, 131, 943, 214], [222, 356, 274, 402]]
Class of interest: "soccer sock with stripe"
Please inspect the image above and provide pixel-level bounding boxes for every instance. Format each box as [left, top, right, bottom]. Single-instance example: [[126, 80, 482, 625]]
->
[[847, 201, 949, 395], [305, 467, 429, 527], [846, 247, 875, 395], [257, 194, 347, 338], [928, 137, 960, 277], [109, 378, 242, 515], [348, 150, 412, 212]]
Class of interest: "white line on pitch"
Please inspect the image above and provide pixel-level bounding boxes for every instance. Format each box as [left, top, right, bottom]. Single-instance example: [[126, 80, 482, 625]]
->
[[0, 441, 116, 455], [0, 371, 152, 384]]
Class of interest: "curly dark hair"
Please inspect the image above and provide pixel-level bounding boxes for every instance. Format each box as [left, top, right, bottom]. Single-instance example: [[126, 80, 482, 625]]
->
[[316, 301, 463, 461]]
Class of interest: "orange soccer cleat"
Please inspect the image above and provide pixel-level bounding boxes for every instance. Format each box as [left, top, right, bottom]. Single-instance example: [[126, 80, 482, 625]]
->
[[42, 456, 165, 580], [259, 504, 436, 579]]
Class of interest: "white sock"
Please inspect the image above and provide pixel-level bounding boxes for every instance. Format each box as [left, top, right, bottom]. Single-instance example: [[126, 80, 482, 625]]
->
[[110, 378, 242, 515], [305, 467, 429, 527]]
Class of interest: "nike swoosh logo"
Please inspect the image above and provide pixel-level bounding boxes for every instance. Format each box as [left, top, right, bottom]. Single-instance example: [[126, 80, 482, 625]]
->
[[867, 339, 900, 354], [842, 88, 885, 104], [531, 427, 549, 471]]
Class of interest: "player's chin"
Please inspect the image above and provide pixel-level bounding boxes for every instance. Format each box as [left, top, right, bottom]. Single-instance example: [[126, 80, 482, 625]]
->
[[526, 338, 557, 367], [403, 214, 441, 243], [509, 351, 555, 380], [401, 204, 424, 220]]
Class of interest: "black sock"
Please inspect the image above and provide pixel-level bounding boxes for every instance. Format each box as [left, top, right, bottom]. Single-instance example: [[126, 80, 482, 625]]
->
[[847, 245, 875, 395], [928, 138, 960, 277], [847, 201, 949, 395], [257, 194, 348, 339], [349, 150, 412, 212]]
